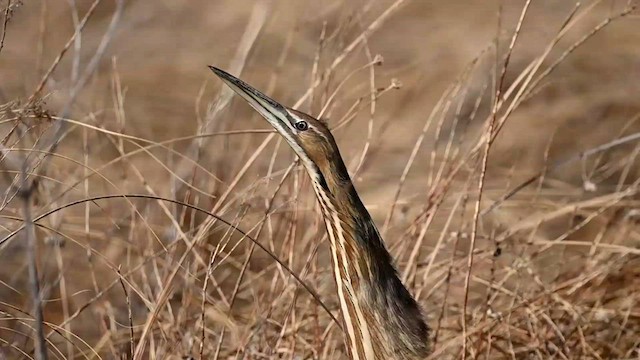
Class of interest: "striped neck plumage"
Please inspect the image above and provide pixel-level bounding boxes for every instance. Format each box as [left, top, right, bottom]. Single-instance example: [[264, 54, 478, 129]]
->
[[310, 172, 383, 360], [308, 153, 430, 360]]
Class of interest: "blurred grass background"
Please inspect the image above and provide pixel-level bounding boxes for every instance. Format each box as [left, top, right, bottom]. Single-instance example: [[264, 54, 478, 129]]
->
[[0, 0, 639, 358]]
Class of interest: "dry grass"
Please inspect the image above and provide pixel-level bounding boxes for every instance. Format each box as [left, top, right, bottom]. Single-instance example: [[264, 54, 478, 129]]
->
[[1, 0, 639, 359]]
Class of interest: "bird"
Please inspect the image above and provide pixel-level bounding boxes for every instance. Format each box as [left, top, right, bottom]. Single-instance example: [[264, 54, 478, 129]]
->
[[209, 66, 431, 360]]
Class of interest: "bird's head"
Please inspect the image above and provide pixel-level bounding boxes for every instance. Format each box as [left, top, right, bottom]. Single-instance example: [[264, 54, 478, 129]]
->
[[209, 66, 347, 192]]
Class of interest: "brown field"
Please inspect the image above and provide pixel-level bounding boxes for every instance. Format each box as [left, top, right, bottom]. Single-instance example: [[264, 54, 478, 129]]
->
[[1, 0, 639, 359]]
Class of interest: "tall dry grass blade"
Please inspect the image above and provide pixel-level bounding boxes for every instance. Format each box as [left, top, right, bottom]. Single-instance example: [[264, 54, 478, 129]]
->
[[462, 1, 532, 358], [0, 0, 10, 57], [14, 126, 48, 359]]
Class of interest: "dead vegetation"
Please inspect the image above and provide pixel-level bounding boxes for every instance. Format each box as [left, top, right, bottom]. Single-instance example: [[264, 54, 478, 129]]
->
[[0, 0, 639, 359]]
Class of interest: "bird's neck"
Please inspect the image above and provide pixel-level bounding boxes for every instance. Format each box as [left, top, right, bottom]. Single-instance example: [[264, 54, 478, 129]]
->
[[310, 155, 430, 359], [311, 171, 386, 360], [310, 149, 394, 270], [311, 151, 376, 237]]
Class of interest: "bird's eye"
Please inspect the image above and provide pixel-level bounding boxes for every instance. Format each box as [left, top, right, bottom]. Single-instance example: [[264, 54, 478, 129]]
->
[[294, 121, 309, 131]]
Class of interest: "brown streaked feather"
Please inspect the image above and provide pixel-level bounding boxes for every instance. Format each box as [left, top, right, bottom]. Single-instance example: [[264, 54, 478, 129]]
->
[[288, 106, 431, 359], [312, 173, 430, 359]]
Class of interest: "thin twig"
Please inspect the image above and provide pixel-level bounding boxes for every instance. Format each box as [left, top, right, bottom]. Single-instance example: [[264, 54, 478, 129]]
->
[[42, 0, 124, 161], [0, 0, 11, 56], [27, 0, 102, 104], [483, 124, 640, 217], [462, 1, 531, 358], [117, 266, 134, 360], [15, 126, 48, 360]]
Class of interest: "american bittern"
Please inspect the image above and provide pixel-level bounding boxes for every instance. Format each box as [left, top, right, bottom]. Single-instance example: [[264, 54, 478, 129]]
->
[[209, 66, 431, 359]]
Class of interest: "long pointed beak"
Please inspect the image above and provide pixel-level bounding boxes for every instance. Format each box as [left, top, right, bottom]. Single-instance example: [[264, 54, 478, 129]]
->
[[208, 66, 295, 134]]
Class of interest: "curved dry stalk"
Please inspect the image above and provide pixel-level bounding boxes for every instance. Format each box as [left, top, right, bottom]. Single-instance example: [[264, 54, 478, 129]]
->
[[462, 2, 532, 357]]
